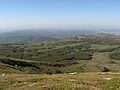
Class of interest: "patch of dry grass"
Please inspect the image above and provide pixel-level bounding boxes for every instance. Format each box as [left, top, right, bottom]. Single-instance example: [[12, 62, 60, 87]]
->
[[0, 73, 120, 90]]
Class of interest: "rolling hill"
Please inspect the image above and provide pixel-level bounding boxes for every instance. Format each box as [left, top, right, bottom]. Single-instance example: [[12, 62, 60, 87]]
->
[[0, 33, 120, 74]]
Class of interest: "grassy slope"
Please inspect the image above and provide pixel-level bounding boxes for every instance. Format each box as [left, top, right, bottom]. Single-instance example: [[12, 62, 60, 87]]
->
[[0, 73, 120, 90], [61, 52, 120, 72], [90, 44, 119, 50]]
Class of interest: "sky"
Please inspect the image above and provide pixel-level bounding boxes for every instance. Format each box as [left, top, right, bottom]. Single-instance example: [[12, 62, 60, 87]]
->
[[0, 0, 120, 32]]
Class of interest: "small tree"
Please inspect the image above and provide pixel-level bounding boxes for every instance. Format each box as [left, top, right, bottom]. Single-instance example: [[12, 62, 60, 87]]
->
[[102, 67, 111, 72], [46, 70, 53, 75], [55, 69, 63, 74]]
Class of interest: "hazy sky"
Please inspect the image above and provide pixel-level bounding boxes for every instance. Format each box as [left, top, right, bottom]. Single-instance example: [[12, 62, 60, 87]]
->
[[0, 0, 120, 31]]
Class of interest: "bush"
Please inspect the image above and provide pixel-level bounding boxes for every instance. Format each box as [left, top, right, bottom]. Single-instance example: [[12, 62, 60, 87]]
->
[[102, 67, 111, 72], [55, 70, 63, 74], [46, 69, 63, 75], [46, 70, 53, 75]]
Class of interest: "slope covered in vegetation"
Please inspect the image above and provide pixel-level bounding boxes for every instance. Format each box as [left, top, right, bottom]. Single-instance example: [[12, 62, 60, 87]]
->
[[0, 33, 120, 74]]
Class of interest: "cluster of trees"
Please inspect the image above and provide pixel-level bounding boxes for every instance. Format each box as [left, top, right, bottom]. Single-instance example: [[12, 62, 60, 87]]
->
[[109, 51, 120, 60], [0, 40, 94, 74], [0, 42, 93, 61]]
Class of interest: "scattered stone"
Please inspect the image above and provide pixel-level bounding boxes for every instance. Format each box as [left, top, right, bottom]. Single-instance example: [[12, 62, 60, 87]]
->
[[104, 78, 112, 80], [23, 82, 27, 84], [1, 73, 5, 77], [69, 72, 77, 75], [69, 79, 77, 82], [95, 81, 97, 83], [116, 73, 120, 74], [28, 83, 37, 87]]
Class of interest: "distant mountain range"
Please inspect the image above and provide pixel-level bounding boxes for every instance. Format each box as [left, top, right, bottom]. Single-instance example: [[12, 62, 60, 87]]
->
[[0, 29, 97, 44], [0, 29, 120, 44]]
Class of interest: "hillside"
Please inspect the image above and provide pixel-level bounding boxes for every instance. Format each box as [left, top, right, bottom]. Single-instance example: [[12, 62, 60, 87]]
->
[[0, 33, 120, 74], [0, 73, 120, 90], [0, 33, 120, 89]]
